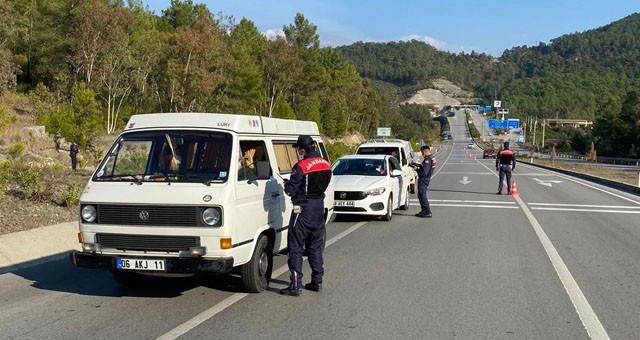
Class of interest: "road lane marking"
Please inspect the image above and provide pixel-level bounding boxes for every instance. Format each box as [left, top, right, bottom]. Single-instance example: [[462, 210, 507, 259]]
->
[[410, 199, 518, 209], [514, 195, 610, 339], [155, 221, 368, 340], [478, 160, 610, 338], [439, 172, 494, 175], [530, 207, 640, 214], [428, 199, 516, 205], [529, 203, 640, 209]]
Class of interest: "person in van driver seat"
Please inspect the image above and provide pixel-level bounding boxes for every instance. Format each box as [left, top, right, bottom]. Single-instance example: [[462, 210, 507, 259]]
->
[[280, 135, 332, 297]]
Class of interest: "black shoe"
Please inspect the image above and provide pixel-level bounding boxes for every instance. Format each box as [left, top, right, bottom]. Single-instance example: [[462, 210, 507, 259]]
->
[[304, 282, 322, 292], [279, 287, 301, 296], [416, 212, 431, 218], [424, 211, 432, 218], [496, 191, 502, 195]]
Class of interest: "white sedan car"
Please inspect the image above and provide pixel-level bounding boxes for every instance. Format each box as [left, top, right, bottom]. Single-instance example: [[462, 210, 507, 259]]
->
[[331, 154, 410, 221]]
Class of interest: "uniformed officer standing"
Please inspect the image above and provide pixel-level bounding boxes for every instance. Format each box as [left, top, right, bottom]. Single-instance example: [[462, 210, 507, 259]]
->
[[496, 141, 516, 194], [280, 135, 332, 297], [412, 145, 436, 218]]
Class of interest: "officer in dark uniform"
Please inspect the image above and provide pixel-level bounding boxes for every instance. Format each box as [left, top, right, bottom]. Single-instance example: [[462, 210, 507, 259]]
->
[[280, 135, 332, 296], [70, 141, 79, 171], [412, 145, 436, 218], [496, 141, 516, 194]]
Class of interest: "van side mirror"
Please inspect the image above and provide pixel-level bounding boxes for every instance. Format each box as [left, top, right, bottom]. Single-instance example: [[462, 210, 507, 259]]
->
[[391, 169, 403, 177], [255, 160, 271, 179]]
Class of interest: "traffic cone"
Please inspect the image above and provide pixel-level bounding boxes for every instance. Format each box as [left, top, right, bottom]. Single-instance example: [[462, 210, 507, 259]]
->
[[510, 179, 519, 196]]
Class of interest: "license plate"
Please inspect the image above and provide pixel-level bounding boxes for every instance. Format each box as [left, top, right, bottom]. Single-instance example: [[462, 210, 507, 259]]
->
[[334, 201, 355, 207], [116, 258, 166, 271]]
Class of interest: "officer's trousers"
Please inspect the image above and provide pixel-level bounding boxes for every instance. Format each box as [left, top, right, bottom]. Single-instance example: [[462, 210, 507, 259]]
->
[[498, 166, 512, 193], [417, 181, 430, 210], [287, 199, 325, 287]]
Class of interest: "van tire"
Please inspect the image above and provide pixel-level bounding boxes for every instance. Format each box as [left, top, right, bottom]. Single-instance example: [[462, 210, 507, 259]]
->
[[382, 195, 393, 221], [241, 235, 273, 293], [112, 271, 144, 287], [399, 189, 410, 210]]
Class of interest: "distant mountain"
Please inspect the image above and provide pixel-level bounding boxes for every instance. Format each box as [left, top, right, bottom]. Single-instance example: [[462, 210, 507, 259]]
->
[[337, 13, 640, 122]]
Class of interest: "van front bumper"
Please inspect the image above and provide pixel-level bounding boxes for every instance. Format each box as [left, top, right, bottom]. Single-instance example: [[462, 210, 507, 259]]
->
[[70, 251, 234, 274]]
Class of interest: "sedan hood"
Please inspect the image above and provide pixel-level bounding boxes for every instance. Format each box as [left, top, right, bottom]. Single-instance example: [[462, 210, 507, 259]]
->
[[333, 175, 387, 190]]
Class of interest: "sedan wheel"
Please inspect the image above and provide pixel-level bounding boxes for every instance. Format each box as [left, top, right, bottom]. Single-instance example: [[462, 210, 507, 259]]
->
[[382, 195, 393, 221], [399, 189, 410, 210]]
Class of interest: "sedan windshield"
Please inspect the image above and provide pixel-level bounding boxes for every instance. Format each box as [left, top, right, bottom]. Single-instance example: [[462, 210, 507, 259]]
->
[[94, 130, 233, 183], [333, 158, 386, 176]]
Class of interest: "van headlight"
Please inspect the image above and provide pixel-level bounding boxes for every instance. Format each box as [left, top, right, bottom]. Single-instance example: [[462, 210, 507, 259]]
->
[[81, 205, 97, 223], [365, 187, 386, 196], [201, 207, 222, 226]]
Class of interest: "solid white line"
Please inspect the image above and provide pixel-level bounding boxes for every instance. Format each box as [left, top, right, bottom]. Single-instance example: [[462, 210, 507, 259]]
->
[[439, 172, 494, 175], [514, 195, 610, 339], [429, 204, 519, 209], [529, 203, 640, 209], [419, 199, 516, 205], [155, 221, 368, 340], [530, 207, 640, 214]]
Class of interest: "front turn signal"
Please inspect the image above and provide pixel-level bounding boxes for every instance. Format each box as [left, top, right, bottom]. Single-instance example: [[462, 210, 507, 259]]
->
[[77, 232, 84, 243], [220, 238, 232, 249]]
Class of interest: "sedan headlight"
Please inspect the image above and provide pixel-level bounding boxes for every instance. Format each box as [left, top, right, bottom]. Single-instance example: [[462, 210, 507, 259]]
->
[[365, 187, 386, 196], [201, 207, 222, 226], [81, 205, 97, 223]]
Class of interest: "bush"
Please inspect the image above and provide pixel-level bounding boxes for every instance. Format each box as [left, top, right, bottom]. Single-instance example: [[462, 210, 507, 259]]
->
[[8, 142, 26, 157], [59, 180, 84, 207], [17, 168, 41, 200], [325, 142, 356, 163], [0, 160, 12, 194], [0, 104, 17, 134]]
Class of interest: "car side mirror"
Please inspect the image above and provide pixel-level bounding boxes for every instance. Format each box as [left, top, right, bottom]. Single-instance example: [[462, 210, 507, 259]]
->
[[391, 169, 403, 177]]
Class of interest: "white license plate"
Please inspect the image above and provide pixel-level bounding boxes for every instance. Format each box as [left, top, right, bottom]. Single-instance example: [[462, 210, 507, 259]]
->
[[334, 201, 355, 207], [116, 258, 166, 271]]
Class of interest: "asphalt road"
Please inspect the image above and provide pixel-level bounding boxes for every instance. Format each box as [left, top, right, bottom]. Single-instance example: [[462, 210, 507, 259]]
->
[[2, 110, 640, 339]]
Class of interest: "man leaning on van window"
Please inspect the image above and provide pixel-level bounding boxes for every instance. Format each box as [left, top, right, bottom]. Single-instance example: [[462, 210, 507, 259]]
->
[[280, 135, 332, 297]]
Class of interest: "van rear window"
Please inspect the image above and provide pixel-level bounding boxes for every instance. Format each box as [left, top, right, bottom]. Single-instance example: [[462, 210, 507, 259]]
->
[[356, 147, 398, 156]]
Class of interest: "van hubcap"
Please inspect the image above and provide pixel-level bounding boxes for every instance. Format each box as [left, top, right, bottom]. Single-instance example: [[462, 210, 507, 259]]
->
[[258, 251, 269, 276]]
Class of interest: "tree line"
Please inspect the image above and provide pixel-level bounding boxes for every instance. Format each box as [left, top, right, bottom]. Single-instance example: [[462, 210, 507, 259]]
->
[[0, 0, 441, 149]]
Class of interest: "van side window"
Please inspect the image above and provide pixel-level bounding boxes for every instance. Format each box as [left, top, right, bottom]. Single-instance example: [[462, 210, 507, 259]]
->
[[400, 149, 408, 165], [318, 142, 330, 162], [272, 142, 300, 173], [238, 140, 270, 181]]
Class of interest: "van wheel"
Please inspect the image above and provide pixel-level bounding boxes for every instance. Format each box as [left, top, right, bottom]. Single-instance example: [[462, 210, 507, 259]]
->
[[399, 189, 410, 210], [112, 271, 144, 287], [382, 195, 393, 221], [241, 235, 273, 293]]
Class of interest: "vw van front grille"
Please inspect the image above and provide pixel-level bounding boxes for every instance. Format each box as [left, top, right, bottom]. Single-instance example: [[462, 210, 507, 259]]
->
[[96, 234, 199, 252], [97, 205, 197, 226]]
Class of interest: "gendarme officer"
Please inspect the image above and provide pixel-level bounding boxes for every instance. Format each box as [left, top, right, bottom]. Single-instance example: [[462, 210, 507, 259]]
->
[[280, 135, 332, 296], [412, 145, 436, 218], [496, 141, 516, 194]]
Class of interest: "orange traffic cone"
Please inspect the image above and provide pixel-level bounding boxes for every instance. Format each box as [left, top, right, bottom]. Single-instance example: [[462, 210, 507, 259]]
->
[[510, 179, 519, 196]]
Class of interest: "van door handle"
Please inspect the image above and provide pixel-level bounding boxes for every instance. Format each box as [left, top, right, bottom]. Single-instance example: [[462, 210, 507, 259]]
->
[[271, 192, 280, 197]]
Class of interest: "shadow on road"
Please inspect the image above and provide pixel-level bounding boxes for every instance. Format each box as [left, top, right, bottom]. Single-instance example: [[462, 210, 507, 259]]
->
[[3, 252, 247, 298]]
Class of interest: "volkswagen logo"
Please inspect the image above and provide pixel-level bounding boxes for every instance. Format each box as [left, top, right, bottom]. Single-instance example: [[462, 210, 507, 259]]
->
[[339, 192, 347, 199], [139, 210, 149, 221]]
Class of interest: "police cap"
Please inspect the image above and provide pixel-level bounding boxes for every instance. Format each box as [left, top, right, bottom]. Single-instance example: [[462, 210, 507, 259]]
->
[[293, 135, 314, 149], [420, 145, 430, 151], [503, 142, 509, 148]]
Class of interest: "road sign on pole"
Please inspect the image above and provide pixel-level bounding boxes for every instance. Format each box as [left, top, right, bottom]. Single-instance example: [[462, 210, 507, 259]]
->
[[377, 127, 391, 137], [493, 100, 502, 108]]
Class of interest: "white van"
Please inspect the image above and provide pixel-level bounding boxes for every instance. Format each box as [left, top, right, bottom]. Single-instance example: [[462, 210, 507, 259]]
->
[[70, 113, 334, 293], [355, 139, 419, 193]]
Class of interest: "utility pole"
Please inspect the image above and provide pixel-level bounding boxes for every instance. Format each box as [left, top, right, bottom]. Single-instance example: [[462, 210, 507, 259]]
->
[[541, 119, 546, 151]]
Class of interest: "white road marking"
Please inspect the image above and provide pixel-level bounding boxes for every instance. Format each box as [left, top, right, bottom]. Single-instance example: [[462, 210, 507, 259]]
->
[[530, 207, 640, 214], [458, 176, 472, 185], [514, 195, 610, 339], [439, 172, 493, 175], [155, 221, 368, 340], [427, 199, 516, 205], [533, 178, 563, 187], [529, 203, 640, 209], [410, 199, 518, 209]]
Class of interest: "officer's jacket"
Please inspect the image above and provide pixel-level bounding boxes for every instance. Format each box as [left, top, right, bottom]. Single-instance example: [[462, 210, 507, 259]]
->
[[496, 148, 516, 168], [284, 151, 332, 205], [417, 155, 436, 184]]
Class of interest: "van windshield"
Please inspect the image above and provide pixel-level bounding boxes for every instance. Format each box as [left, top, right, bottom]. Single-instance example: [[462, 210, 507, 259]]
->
[[93, 130, 233, 183], [356, 146, 400, 159]]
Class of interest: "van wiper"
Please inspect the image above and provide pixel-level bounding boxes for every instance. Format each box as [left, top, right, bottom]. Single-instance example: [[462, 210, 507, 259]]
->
[[99, 174, 143, 183]]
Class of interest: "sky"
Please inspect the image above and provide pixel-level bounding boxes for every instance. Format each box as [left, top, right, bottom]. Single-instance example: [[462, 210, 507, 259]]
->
[[143, 0, 639, 57]]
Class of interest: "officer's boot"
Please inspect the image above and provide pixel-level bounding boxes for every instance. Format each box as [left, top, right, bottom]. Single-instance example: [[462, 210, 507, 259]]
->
[[280, 272, 301, 297], [415, 207, 426, 217], [304, 281, 322, 292], [424, 208, 432, 218]]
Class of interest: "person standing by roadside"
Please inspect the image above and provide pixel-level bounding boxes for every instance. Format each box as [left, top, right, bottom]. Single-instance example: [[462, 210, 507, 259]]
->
[[70, 141, 79, 171], [412, 145, 436, 218], [496, 141, 516, 194], [280, 135, 332, 297]]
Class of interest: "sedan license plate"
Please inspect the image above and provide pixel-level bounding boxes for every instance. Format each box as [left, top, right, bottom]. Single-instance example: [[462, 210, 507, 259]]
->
[[116, 258, 166, 271], [334, 201, 355, 207]]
